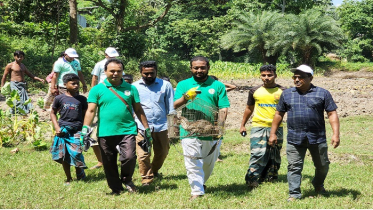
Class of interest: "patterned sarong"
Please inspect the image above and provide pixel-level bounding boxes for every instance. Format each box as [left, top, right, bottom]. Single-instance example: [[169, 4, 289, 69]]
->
[[50, 126, 87, 169], [245, 127, 283, 184], [10, 81, 32, 114]]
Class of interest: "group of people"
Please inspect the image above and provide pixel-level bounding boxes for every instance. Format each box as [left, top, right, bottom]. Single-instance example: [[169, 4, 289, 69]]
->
[[0, 49, 340, 201]]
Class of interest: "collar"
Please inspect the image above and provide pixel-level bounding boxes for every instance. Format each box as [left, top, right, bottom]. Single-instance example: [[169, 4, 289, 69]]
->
[[103, 78, 126, 87], [191, 76, 214, 86], [63, 57, 73, 63]]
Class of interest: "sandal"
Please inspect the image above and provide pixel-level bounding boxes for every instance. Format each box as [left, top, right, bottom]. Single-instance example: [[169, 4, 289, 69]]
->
[[90, 165, 102, 170], [76, 170, 86, 180]]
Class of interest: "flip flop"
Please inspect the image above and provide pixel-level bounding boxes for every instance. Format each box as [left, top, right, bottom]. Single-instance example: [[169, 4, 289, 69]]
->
[[90, 165, 102, 169]]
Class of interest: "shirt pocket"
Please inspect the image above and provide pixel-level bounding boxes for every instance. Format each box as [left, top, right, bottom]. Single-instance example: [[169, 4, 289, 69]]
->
[[307, 97, 323, 108]]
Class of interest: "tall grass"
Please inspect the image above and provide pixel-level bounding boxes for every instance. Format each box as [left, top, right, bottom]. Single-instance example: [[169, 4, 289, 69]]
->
[[0, 115, 372, 208]]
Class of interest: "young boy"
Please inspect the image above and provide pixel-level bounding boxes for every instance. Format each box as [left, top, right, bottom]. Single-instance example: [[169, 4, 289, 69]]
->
[[239, 64, 285, 188], [50, 73, 88, 185], [123, 74, 133, 84], [1, 50, 45, 114]]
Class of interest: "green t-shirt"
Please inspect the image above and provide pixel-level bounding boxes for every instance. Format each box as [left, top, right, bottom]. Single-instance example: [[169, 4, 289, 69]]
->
[[174, 76, 230, 140], [53, 58, 81, 87], [87, 79, 140, 137]]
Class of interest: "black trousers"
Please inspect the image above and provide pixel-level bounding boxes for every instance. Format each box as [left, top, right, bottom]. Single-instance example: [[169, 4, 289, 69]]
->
[[99, 135, 137, 192]]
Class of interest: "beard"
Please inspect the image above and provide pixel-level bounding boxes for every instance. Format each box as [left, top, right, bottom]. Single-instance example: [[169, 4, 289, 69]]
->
[[143, 77, 156, 85], [192, 71, 208, 82]]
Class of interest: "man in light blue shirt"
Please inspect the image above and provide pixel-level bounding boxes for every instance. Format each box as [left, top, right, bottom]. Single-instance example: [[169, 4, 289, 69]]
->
[[132, 60, 174, 185]]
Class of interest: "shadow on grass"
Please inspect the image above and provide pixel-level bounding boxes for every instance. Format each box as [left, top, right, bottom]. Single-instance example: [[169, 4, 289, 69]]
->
[[83, 172, 107, 182], [139, 183, 179, 194], [302, 187, 361, 200]]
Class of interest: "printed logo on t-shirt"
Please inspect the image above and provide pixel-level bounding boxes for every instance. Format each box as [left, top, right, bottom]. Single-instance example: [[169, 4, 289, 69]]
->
[[274, 92, 281, 101], [124, 90, 131, 96], [63, 102, 79, 111], [208, 88, 215, 94]]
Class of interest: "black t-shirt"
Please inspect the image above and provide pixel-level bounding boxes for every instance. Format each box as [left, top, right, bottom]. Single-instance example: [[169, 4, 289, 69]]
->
[[52, 94, 88, 130]]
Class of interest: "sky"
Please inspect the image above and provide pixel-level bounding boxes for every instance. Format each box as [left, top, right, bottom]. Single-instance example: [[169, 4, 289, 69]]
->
[[332, 0, 343, 7]]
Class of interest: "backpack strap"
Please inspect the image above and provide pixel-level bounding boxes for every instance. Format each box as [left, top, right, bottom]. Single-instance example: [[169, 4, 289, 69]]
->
[[102, 82, 134, 120]]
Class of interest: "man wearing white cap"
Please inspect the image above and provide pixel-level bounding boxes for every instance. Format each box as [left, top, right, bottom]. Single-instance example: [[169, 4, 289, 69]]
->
[[269, 64, 340, 201], [89, 47, 120, 169], [91, 47, 120, 87], [51, 48, 87, 95]]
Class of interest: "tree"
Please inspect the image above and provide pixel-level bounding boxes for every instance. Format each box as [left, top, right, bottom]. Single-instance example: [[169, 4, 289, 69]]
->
[[220, 10, 284, 65], [69, 0, 78, 44], [274, 9, 344, 66]]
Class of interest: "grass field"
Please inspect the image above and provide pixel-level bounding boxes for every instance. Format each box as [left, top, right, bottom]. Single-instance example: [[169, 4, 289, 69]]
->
[[0, 115, 372, 209]]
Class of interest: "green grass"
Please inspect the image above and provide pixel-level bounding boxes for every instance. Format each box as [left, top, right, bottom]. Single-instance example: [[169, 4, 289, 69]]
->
[[0, 115, 372, 208]]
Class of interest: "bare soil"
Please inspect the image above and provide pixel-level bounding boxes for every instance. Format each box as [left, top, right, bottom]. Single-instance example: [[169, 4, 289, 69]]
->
[[1, 70, 373, 130]]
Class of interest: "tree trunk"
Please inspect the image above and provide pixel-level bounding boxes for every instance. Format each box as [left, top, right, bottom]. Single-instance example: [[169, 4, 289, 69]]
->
[[69, 0, 78, 44]]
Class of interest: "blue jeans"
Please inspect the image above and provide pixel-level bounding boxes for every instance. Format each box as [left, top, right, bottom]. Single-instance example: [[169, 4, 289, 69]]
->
[[286, 141, 330, 198]]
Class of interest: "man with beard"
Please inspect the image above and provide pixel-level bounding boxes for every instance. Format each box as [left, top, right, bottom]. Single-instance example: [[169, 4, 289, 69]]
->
[[174, 56, 230, 200], [269, 64, 340, 201], [132, 61, 174, 186], [240, 64, 286, 188]]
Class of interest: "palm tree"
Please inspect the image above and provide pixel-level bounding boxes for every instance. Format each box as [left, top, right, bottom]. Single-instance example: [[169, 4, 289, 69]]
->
[[273, 9, 345, 66], [220, 11, 284, 65]]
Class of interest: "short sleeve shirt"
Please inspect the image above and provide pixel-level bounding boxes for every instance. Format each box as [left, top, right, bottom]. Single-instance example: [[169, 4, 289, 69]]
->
[[276, 84, 338, 145], [53, 58, 81, 87], [174, 76, 230, 140], [52, 94, 88, 130], [87, 79, 140, 137], [91, 58, 107, 84], [247, 84, 286, 127]]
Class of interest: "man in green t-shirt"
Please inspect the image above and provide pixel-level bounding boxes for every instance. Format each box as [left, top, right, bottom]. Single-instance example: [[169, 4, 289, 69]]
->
[[83, 58, 151, 195], [174, 56, 230, 201]]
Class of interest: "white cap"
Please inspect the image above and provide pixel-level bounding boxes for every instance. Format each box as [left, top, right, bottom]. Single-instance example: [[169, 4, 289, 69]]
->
[[105, 47, 119, 57], [291, 64, 313, 76], [65, 48, 79, 58]]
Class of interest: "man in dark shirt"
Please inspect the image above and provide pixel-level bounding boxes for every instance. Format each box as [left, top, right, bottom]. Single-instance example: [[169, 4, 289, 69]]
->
[[269, 64, 340, 201]]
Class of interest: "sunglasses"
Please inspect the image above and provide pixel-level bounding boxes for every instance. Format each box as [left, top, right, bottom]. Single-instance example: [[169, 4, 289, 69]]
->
[[292, 76, 307, 80]]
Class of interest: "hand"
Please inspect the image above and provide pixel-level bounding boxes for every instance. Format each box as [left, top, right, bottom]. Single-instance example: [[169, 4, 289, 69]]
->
[[51, 88, 58, 95], [268, 134, 277, 147], [183, 86, 199, 100], [331, 134, 340, 149], [80, 125, 91, 146], [38, 78, 45, 84], [55, 126, 63, 137], [239, 126, 247, 137], [83, 86, 87, 93]]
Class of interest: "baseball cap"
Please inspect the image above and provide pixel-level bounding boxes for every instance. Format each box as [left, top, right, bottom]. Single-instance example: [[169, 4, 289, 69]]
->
[[291, 64, 313, 76], [65, 48, 79, 58], [105, 47, 119, 57]]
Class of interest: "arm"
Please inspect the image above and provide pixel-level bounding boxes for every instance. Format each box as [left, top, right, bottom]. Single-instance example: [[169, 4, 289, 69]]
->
[[239, 105, 254, 135], [83, 103, 97, 127], [50, 107, 62, 137], [268, 111, 285, 146], [1, 64, 11, 87], [51, 72, 59, 94], [174, 96, 188, 109], [24, 67, 45, 83], [78, 71, 87, 93], [165, 83, 175, 114], [224, 83, 237, 92], [327, 110, 340, 149], [133, 102, 150, 129], [91, 75, 98, 87]]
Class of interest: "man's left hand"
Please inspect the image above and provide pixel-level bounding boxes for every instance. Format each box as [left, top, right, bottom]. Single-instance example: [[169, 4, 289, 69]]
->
[[331, 134, 340, 149]]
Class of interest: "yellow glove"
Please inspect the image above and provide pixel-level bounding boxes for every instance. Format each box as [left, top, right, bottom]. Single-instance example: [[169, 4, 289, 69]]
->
[[183, 86, 199, 100]]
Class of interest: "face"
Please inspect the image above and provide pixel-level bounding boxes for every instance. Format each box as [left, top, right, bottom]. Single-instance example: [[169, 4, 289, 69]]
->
[[105, 62, 123, 84], [141, 67, 157, 85], [191, 60, 209, 82], [292, 70, 312, 90], [64, 54, 74, 62], [65, 79, 80, 93], [14, 55, 24, 63], [260, 70, 277, 87]]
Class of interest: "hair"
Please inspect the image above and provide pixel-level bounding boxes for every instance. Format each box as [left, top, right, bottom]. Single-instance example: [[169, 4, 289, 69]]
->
[[306, 73, 313, 78], [104, 58, 124, 71], [122, 74, 133, 80], [14, 50, 25, 57], [62, 73, 80, 84], [190, 56, 209, 67], [59, 51, 65, 57], [138, 61, 157, 72], [259, 64, 276, 73], [210, 75, 218, 80], [161, 76, 170, 82]]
